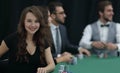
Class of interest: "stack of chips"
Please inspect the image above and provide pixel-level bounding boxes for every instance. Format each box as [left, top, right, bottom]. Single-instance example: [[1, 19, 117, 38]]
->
[[98, 53, 108, 58], [63, 65, 69, 73], [58, 65, 65, 73], [62, 65, 73, 73], [77, 53, 84, 60], [98, 53, 104, 58], [68, 56, 77, 65], [58, 70, 63, 73], [58, 65, 69, 73]]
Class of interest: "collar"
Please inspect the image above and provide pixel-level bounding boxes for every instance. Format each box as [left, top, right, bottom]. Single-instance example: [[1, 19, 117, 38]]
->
[[97, 20, 111, 27], [50, 23, 59, 30]]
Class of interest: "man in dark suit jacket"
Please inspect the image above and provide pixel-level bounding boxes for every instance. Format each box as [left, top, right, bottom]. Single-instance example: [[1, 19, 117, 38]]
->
[[48, 1, 90, 64]]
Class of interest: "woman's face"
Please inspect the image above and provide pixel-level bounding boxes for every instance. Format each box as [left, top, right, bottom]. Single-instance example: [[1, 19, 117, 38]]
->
[[24, 12, 40, 35]]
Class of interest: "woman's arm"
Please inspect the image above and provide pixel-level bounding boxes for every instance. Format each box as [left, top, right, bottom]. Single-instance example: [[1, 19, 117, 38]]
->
[[0, 40, 9, 57], [45, 47, 55, 72], [37, 47, 55, 73]]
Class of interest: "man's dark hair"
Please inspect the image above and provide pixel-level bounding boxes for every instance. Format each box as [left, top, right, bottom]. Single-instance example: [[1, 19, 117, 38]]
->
[[98, 0, 112, 12], [48, 1, 63, 14]]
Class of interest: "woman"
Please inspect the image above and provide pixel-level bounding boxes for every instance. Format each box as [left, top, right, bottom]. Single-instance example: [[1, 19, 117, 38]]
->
[[0, 6, 55, 73]]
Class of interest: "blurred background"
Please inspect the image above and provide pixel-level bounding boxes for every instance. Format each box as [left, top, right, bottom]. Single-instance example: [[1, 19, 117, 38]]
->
[[0, 0, 120, 45]]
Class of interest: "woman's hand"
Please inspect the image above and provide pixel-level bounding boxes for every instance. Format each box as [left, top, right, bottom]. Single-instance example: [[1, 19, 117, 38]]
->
[[37, 67, 46, 73]]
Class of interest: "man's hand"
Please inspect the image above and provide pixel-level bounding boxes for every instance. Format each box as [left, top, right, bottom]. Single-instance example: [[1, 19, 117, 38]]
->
[[91, 41, 105, 49], [79, 48, 91, 56], [37, 67, 46, 73], [106, 42, 118, 50], [56, 52, 73, 63]]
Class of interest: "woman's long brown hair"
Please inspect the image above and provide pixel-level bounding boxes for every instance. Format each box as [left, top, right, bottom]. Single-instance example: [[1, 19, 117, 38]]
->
[[16, 6, 51, 63]]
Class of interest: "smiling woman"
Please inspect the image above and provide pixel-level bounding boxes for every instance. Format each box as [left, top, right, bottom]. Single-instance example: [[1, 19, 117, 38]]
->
[[0, 6, 55, 73], [24, 12, 40, 35]]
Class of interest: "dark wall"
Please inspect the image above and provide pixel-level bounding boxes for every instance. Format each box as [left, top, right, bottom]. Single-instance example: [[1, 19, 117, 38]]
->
[[0, 0, 10, 43], [0, 0, 120, 45]]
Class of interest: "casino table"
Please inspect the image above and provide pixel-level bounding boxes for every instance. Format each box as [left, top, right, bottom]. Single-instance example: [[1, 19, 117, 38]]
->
[[52, 55, 120, 73]]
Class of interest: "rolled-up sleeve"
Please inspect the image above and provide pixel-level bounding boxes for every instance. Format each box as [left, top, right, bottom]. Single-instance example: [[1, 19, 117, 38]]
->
[[79, 25, 93, 49]]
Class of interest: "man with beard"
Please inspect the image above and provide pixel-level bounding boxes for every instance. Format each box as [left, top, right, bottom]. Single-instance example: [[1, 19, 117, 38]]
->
[[48, 1, 90, 64], [79, 0, 120, 57]]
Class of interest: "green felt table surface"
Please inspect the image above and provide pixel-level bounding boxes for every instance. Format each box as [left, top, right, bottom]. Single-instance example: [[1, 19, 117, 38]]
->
[[52, 55, 120, 73]]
